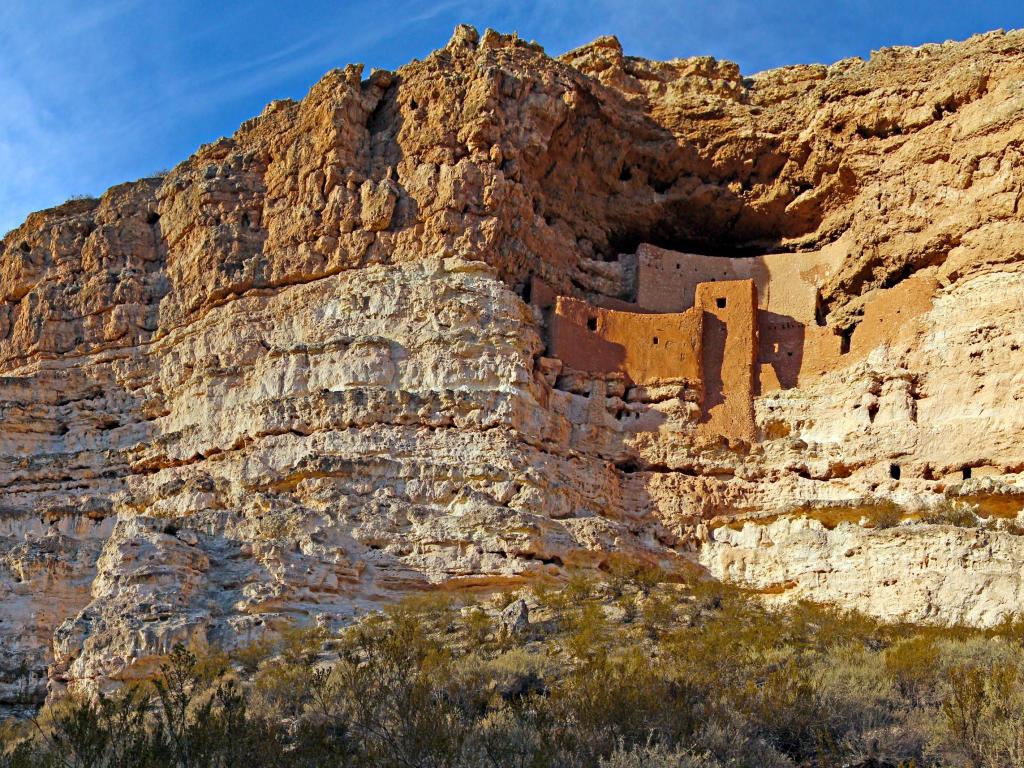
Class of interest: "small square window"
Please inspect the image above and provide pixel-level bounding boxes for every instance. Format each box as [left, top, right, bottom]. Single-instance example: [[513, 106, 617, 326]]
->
[[587, 317, 597, 331], [716, 297, 727, 309], [652, 336, 659, 345]]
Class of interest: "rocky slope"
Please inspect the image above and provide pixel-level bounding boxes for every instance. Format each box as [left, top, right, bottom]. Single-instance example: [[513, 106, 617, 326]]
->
[[2, 24, 1024, 708]]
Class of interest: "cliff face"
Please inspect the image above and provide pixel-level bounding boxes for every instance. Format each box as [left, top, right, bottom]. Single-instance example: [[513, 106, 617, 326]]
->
[[2, 24, 1024, 708]]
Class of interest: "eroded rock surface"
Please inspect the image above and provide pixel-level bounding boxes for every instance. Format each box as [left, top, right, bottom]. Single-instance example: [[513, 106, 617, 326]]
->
[[2, 25, 1024, 707]]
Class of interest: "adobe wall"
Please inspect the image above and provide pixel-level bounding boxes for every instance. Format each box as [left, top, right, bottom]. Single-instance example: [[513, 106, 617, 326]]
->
[[546, 279, 758, 442], [635, 244, 852, 391], [547, 297, 702, 385], [694, 280, 758, 441], [636, 243, 841, 321]]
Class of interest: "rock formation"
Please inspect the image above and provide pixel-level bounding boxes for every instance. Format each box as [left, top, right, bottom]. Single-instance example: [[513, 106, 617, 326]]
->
[[2, 24, 1024, 710]]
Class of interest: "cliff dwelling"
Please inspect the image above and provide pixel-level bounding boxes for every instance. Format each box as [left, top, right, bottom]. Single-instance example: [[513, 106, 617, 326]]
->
[[534, 243, 861, 442]]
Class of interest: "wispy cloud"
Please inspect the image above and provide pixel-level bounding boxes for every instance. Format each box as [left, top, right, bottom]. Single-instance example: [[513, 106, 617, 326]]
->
[[3, 0, 1023, 237]]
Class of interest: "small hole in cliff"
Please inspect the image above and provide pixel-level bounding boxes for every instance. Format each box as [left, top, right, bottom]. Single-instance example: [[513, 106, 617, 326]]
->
[[619, 166, 632, 182], [890, 464, 901, 481], [587, 316, 597, 331], [409, 98, 418, 110], [652, 336, 659, 345], [241, 212, 251, 228], [163, 524, 179, 536], [18, 242, 29, 252], [716, 298, 727, 309], [962, 466, 972, 480], [146, 211, 160, 225], [840, 329, 853, 355]]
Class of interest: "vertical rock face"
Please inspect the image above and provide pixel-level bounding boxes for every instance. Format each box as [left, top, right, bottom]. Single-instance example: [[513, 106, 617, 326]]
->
[[2, 24, 1024, 706]]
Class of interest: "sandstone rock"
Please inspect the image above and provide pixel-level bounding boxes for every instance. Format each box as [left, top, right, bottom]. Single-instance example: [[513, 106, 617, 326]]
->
[[499, 599, 530, 636], [1, 25, 1024, 708]]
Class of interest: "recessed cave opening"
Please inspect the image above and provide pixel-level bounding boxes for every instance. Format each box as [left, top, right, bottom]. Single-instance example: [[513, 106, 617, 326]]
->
[[652, 336, 659, 345], [586, 316, 597, 331], [890, 464, 901, 481], [716, 298, 727, 309], [606, 227, 778, 260], [18, 242, 29, 253], [146, 211, 160, 225], [962, 466, 972, 480], [599, 187, 810, 260]]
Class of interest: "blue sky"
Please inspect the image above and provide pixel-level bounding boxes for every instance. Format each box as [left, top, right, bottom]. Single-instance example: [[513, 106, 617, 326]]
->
[[2, 0, 1023, 236]]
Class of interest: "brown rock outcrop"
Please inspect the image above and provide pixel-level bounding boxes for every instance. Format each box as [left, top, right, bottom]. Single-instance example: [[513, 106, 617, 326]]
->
[[2, 24, 1024, 709]]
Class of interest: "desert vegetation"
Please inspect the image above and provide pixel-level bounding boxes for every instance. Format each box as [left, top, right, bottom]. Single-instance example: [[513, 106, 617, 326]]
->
[[4, 568, 1024, 767]]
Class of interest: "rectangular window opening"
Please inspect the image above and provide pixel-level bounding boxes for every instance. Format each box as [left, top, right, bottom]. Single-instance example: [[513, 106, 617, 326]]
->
[[716, 297, 727, 309], [587, 316, 597, 331], [890, 463, 901, 481]]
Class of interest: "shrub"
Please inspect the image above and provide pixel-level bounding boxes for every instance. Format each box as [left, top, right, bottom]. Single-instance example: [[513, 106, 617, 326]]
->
[[866, 500, 904, 529], [921, 499, 979, 527], [885, 635, 940, 704], [463, 606, 493, 646], [599, 742, 722, 768], [11, 578, 1024, 768]]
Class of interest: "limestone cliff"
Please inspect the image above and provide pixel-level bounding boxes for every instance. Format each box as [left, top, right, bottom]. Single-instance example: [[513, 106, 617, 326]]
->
[[2, 24, 1024, 710]]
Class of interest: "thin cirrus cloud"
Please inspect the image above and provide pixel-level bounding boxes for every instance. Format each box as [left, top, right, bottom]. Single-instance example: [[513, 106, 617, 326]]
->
[[2, 0, 1024, 236]]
